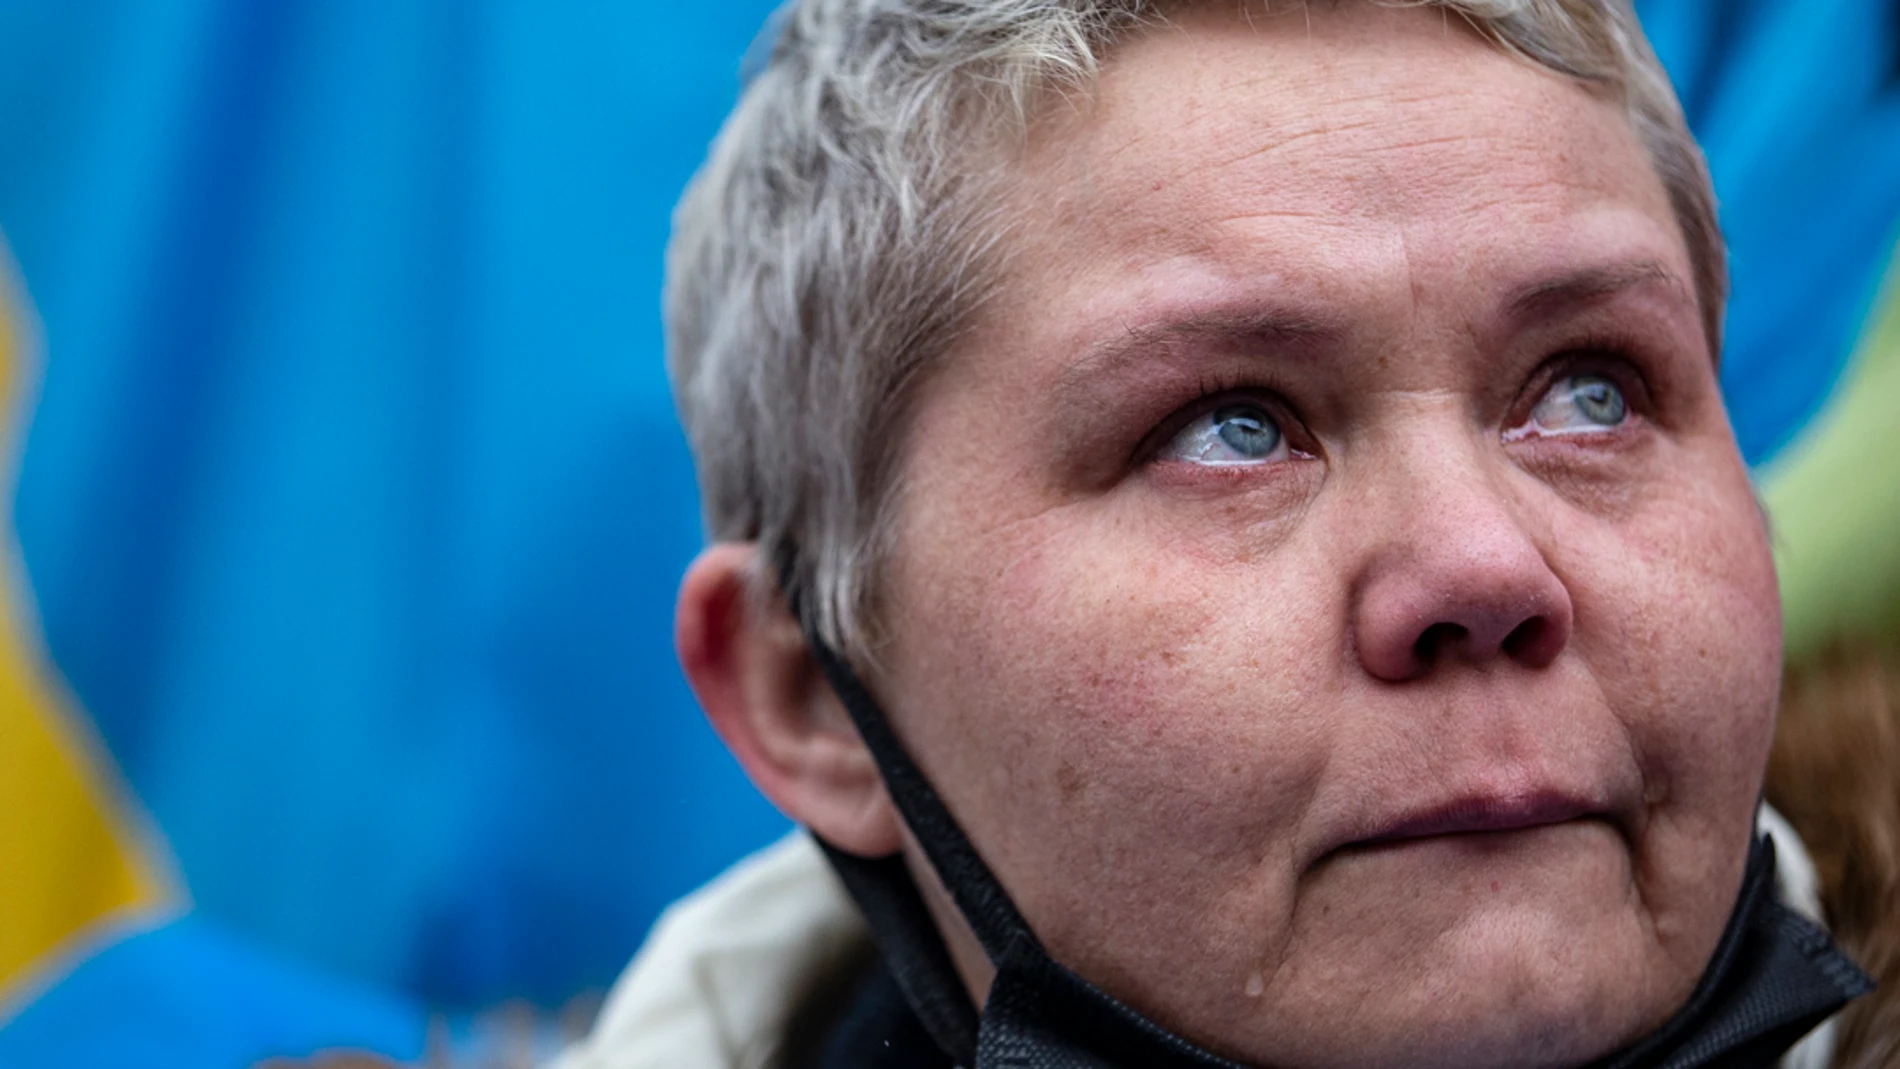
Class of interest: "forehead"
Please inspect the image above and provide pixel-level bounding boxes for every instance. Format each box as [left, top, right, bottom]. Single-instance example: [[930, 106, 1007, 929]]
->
[[985, 3, 1686, 353]]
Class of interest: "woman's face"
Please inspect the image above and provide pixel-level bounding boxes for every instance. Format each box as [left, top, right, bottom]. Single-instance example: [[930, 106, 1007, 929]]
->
[[874, 6, 1781, 1068]]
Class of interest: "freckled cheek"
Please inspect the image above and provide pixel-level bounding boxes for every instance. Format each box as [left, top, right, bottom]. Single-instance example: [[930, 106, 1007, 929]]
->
[[1575, 480, 1780, 809], [911, 520, 1336, 903]]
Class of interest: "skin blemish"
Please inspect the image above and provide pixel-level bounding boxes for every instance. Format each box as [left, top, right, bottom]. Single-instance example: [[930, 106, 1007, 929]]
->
[[1057, 759, 1087, 803], [1246, 971, 1268, 999]]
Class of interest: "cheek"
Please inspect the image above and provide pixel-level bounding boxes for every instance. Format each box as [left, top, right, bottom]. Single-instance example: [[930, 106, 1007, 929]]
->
[[885, 501, 1340, 955], [1566, 453, 1780, 908], [1601, 469, 1779, 766]]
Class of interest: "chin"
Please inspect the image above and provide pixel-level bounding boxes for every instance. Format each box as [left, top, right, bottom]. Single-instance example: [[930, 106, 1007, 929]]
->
[[1416, 919, 1666, 1069], [1217, 826, 1681, 1069], [1259, 938, 1666, 1069]]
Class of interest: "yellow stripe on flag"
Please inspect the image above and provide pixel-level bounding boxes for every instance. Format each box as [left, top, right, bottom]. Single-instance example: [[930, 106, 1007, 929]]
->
[[0, 253, 174, 1009], [1762, 242, 1900, 663]]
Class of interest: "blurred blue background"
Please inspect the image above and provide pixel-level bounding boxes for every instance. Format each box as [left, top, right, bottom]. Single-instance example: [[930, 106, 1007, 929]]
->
[[0, 1, 1894, 1066]]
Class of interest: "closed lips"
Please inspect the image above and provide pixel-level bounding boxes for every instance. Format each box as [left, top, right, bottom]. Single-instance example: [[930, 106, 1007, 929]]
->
[[1356, 790, 1604, 846]]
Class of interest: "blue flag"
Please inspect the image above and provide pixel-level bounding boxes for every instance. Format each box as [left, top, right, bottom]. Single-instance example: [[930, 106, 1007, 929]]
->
[[0, 1, 1895, 1065]]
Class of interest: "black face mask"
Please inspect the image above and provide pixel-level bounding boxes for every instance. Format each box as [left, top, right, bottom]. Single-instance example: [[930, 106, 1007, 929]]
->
[[802, 634, 1873, 1069]]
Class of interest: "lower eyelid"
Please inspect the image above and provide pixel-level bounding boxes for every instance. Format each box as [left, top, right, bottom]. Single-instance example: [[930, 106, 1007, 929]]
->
[[1504, 418, 1613, 442], [1505, 414, 1645, 448], [1142, 451, 1323, 505]]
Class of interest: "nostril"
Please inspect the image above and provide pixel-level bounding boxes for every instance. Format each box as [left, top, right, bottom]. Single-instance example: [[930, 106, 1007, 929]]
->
[[1413, 622, 1467, 665], [1358, 556, 1575, 682], [1502, 613, 1569, 668], [1503, 616, 1546, 660]]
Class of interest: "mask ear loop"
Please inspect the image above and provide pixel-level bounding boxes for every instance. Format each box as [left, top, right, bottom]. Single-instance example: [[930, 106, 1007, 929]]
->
[[799, 618, 1252, 1069], [781, 562, 1020, 1061], [803, 633, 1034, 962], [792, 565, 1252, 1068]]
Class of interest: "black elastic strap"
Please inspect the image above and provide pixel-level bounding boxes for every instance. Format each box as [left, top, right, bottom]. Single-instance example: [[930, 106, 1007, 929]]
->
[[819, 844, 980, 1067], [815, 953, 958, 1069], [808, 637, 1031, 962], [1583, 835, 1875, 1069]]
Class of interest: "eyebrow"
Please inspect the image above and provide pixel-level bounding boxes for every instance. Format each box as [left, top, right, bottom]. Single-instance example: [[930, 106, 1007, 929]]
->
[[1058, 259, 1697, 390], [1504, 260, 1693, 324], [1059, 306, 1343, 389]]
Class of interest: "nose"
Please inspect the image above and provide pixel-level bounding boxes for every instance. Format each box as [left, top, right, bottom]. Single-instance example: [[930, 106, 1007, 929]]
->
[[1350, 455, 1574, 683]]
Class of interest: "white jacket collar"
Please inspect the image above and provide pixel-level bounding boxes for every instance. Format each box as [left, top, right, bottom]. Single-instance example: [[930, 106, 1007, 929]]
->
[[550, 832, 866, 1069]]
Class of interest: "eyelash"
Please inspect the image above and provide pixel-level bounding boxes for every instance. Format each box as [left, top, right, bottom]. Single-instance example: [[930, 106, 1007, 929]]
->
[[1516, 334, 1656, 427], [1135, 332, 1661, 469], [1136, 373, 1312, 466]]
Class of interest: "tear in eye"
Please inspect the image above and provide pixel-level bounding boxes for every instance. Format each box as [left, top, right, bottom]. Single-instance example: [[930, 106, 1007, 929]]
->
[[1508, 374, 1629, 440], [1160, 403, 1287, 466]]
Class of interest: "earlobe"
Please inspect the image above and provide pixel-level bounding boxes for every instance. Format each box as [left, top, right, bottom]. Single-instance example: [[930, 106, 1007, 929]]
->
[[676, 543, 905, 858]]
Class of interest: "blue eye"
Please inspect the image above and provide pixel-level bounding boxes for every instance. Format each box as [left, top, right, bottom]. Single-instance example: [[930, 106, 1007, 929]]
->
[[1512, 374, 1629, 439], [1161, 403, 1287, 466]]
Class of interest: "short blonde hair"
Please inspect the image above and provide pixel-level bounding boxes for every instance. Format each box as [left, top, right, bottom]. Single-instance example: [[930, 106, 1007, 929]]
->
[[666, 0, 1723, 659]]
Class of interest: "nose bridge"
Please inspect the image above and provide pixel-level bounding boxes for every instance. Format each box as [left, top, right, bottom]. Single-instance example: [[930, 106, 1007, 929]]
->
[[1387, 417, 1534, 562], [1348, 411, 1573, 682]]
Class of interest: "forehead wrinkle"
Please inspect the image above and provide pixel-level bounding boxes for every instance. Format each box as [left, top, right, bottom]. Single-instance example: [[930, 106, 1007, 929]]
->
[[1089, 80, 1512, 187], [1080, 12, 1536, 143], [1081, 107, 1623, 240], [1061, 24, 1533, 195], [1091, 80, 1432, 170], [1025, 18, 1646, 259]]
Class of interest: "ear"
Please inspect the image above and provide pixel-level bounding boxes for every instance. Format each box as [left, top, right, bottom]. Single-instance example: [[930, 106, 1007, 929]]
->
[[676, 543, 905, 858]]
